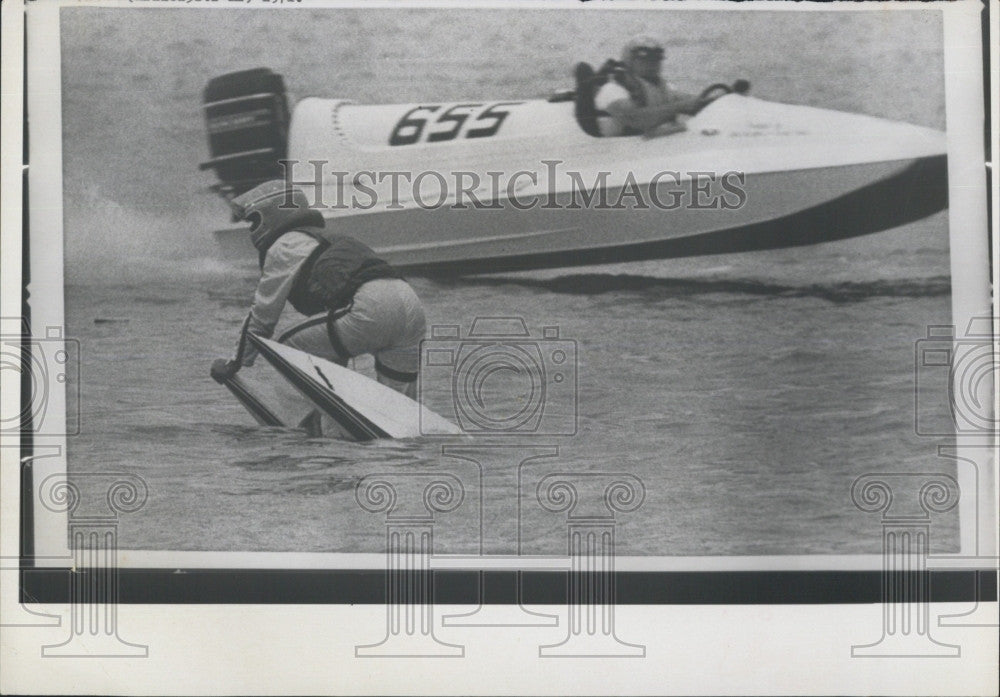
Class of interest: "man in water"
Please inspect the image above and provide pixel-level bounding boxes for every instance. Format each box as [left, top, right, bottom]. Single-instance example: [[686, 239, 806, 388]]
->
[[594, 35, 706, 137], [211, 180, 426, 398]]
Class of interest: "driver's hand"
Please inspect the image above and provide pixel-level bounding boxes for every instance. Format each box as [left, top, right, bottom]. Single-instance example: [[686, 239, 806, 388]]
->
[[643, 121, 687, 139], [210, 358, 241, 384]]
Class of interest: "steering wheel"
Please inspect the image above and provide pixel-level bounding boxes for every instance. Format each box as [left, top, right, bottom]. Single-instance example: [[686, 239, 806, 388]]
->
[[698, 83, 734, 101], [692, 79, 751, 115]]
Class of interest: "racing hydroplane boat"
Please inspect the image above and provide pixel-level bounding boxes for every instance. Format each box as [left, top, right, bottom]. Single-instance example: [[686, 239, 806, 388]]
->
[[200, 67, 947, 276]]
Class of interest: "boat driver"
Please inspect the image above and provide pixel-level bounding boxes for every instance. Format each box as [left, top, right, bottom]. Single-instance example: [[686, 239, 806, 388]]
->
[[211, 180, 426, 399], [594, 35, 706, 137]]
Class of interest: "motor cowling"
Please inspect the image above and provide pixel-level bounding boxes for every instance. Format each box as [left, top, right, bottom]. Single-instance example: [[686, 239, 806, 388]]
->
[[199, 68, 290, 204]]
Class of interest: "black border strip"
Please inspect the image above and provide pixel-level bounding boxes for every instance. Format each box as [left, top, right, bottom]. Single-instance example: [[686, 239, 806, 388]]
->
[[20, 16, 34, 566], [20, 569, 996, 605]]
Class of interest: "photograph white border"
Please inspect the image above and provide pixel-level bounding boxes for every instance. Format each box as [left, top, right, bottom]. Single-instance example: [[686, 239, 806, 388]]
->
[[18, 0, 997, 572], [1, 0, 996, 693]]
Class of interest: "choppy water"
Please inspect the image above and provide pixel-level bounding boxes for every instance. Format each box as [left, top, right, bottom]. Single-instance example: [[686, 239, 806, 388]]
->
[[59, 7, 958, 554]]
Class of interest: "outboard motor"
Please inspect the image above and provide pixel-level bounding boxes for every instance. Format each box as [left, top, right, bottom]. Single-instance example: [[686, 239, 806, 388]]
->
[[199, 68, 290, 204]]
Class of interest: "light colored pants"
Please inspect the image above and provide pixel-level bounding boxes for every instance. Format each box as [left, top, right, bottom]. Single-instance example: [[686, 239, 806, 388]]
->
[[278, 279, 425, 398]]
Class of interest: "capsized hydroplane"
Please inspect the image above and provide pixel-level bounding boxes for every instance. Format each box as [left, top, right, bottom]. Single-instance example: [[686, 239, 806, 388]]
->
[[211, 336, 462, 440]]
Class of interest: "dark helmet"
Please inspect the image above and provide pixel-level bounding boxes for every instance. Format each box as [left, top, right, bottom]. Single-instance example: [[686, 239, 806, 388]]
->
[[230, 180, 315, 253]]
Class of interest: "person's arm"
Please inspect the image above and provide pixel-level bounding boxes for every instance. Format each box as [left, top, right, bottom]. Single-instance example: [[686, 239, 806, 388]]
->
[[232, 232, 318, 368], [604, 90, 706, 135], [664, 89, 706, 116]]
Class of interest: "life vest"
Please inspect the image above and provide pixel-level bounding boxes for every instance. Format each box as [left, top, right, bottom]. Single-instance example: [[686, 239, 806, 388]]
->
[[245, 183, 400, 317], [607, 63, 649, 109], [255, 215, 399, 318], [286, 226, 400, 317], [592, 60, 671, 137]]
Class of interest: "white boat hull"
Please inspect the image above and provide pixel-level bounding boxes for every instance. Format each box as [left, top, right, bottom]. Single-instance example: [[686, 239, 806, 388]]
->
[[234, 336, 462, 440], [207, 92, 948, 274], [215, 156, 945, 274]]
